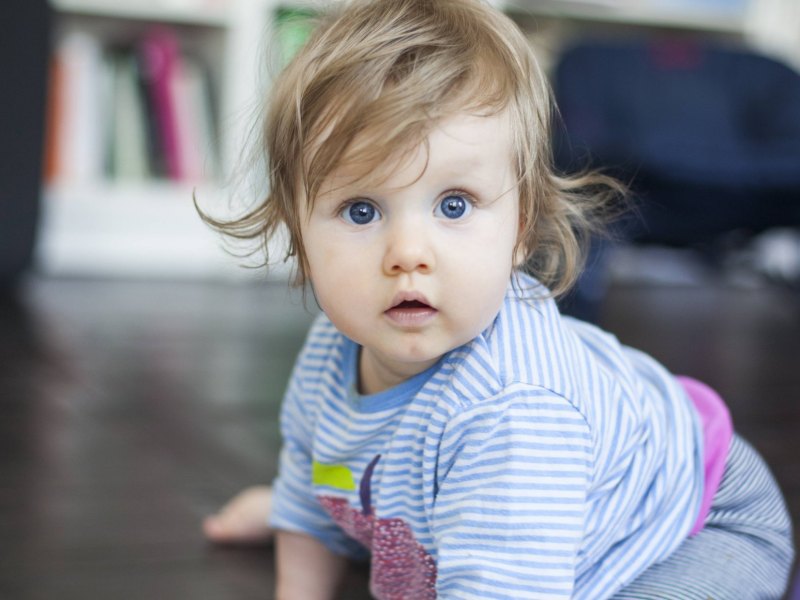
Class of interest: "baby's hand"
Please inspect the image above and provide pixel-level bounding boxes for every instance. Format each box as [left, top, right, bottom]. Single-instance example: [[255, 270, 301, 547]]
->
[[203, 485, 274, 545]]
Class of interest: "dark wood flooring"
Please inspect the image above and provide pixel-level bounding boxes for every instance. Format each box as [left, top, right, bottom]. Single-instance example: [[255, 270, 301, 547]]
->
[[0, 272, 798, 599]]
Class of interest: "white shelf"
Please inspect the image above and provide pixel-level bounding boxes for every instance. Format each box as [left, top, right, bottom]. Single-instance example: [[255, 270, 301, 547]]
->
[[507, 0, 746, 33], [40, 0, 279, 280], [51, 0, 235, 27], [35, 182, 283, 279]]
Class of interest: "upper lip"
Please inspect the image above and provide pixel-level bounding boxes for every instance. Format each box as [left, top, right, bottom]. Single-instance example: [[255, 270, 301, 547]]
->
[[386, 291, 434, 310]]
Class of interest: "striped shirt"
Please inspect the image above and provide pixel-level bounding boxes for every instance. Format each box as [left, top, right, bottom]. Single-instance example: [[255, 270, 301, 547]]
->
[[270, 272, 705, 599]]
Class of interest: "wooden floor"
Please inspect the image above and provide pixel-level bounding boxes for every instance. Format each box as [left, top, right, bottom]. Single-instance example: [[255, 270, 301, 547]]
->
[[0, 272, 798, 599]]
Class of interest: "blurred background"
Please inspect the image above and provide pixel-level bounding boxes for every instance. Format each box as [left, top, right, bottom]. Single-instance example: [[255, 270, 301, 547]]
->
[[0, 0, 799, 598]]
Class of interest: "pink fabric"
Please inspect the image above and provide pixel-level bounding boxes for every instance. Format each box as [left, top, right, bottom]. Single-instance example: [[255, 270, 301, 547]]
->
[[677, 376, 733, 536]]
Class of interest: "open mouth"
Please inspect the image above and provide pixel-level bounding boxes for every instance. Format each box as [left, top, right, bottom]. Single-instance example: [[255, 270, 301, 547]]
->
[[394, 300, 430, 310], [384, 297, 437, 325]]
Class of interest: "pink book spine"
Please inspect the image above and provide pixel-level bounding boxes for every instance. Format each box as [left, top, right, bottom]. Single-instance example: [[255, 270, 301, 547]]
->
[[140, 28, 183, 181]]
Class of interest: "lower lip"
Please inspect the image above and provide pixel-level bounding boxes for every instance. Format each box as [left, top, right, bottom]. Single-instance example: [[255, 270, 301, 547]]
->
[[384, 306, 438, 327]]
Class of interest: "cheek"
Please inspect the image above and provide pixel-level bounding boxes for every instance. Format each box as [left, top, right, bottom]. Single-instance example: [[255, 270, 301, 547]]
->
[[445, 237, 514, 321], [307, 233, 368, 280], [477, 210, 521, 269], [461, 214, 519, 319], [302, 223, 340, 274], [304, 234, 375, 315]]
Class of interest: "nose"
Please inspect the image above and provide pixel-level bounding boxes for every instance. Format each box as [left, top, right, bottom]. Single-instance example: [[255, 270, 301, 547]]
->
[[382, 219, 435, 275]]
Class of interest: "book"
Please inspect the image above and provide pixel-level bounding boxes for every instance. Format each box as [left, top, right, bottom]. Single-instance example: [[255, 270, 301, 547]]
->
[[43, 50, 65, 183], [172, 54, 218, 182], [47, 31, 106, 184], [108, 47, 150, 180], [138, 27, 183, 181]]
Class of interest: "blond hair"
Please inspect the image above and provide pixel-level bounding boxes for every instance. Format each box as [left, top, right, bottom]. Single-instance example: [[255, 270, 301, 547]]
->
[[202, 0, 623, 296]]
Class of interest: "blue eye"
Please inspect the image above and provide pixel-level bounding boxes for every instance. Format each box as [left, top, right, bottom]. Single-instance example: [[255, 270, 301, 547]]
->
[[436, 194, 471, 220], [342, 201, 379, 225]]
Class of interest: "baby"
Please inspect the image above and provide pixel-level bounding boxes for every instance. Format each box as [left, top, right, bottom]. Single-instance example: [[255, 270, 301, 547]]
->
[[203, 0, 794, 598]]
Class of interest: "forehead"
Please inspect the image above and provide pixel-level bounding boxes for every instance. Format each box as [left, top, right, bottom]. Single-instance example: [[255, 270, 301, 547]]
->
[[318, 110, 514, 196], [427, 110, 512, 169]]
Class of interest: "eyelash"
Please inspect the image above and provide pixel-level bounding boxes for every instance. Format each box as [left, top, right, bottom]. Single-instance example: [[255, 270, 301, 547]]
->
[[444, 189, 477, 209], [443, 189, 475, 205]]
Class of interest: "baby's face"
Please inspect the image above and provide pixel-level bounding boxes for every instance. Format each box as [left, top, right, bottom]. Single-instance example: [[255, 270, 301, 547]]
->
[[300, 111, 520, 394]]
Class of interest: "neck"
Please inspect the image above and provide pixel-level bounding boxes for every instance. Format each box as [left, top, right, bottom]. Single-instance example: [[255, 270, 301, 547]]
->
[[358, 347, 437, 395]]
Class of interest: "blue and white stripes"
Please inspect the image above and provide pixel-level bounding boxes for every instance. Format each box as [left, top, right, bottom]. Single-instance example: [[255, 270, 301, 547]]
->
[[270, 272, 707, 598]]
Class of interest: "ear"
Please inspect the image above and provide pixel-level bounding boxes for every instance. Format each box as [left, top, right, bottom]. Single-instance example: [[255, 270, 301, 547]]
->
[[513, 242, 527, 268], [512, 217, 527, 267]]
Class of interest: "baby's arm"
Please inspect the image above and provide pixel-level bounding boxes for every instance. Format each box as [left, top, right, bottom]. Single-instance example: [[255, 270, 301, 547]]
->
[[203, 486, 273, 544], [275, 530, 347, 600]]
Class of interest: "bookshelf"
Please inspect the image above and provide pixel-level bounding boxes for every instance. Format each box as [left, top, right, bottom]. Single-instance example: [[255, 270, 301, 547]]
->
[[38, 0, 790, 279], [38, 0, 276, 279]]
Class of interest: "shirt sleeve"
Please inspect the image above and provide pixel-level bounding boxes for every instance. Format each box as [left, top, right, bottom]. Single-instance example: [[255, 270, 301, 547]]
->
[[269, 324, 368, 559], [431, 385, 593, 599]]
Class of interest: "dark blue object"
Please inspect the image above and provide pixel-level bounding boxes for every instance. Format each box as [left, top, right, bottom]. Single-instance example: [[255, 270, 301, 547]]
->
[[553, 39, 800, 319], [555, 38, 800, 243]]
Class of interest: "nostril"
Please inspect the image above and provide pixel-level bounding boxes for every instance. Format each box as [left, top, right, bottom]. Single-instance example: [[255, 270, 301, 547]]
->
[[389, 262, 430, 273]]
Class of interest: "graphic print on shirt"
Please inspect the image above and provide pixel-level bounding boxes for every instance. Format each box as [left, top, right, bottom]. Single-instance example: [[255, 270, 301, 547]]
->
[[315, 454, 437, 599]]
